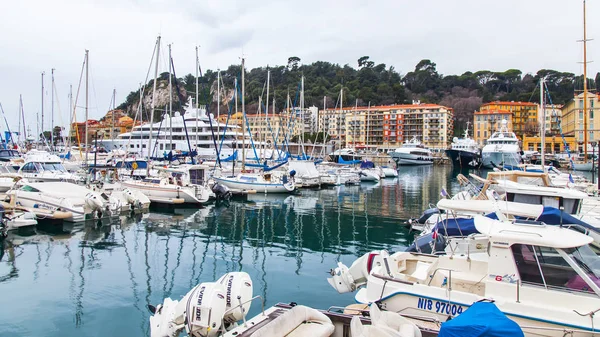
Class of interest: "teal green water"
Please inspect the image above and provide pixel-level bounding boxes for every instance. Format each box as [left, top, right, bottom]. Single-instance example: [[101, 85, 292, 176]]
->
[[0, 165, 472, 337]]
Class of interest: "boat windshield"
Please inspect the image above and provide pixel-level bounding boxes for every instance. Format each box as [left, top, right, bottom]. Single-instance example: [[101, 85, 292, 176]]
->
[[39, 163, 67, 172], [563, 244, 600, 279]]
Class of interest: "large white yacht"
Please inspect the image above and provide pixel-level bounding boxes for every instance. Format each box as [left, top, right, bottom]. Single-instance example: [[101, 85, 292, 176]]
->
[[445, 123, 481, 168], [99, 98, 259, 160], [481, 119, 522, 169], [389, 136, 433, 166]]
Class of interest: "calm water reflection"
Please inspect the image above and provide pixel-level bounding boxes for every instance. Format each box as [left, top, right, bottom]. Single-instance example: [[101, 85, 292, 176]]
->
[[0, 165, 474, 337]]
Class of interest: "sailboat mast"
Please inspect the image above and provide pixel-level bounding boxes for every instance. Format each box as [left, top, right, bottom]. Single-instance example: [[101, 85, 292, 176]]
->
[[69, 84, 72, 148], [41, 71, 45, 143], [241, 57, 246, 171], [195, 46, 199, 147], [257, 96, 262, 161], [353, 99, 358, 152], [216, 70, 220, 137], [339, 87, 343, 150], [20, 95, 25, 143], [583, 0, 589, 162], [51, 68, 55, 148], [540, 78, 545, 169], [300, 75, 305, 156], [85, 50, 89, 164], [148, 36, 161, 164], [111, 88, 116, 139], [234, 77, 238, 175], [265, 70, 270, 161], [169, 43, 173, 152], [366, 101, 371, 149]]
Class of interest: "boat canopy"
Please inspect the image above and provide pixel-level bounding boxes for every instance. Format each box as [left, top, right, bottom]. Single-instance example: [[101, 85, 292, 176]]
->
[[337, 156, 360, 165], [474, 215, 593, 249], [359, 160, 375, 169], [436, 199, 544, 218], [439, 302, 523, 337], [432, 206, 594, 237]]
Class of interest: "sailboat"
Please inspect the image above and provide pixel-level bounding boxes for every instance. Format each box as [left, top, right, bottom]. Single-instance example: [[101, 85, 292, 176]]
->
[[572, 0, 596, 172], [213, 58, 296, 194]]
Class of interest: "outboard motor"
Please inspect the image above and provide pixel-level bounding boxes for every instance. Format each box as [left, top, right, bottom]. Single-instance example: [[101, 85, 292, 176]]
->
[[84, 192, 104, 218], [149, 272, 253, 337], [216, 272, 253, 327], [328, 250, 387, 293], [211, 183, 232, 201], [408, 207, 439, 226]]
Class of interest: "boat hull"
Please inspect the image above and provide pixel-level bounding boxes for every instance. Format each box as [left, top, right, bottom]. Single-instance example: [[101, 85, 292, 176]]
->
[[481, 151, 521, 169], [445, 149, 481, 169], [572, 162, 597, 172], [213, 177, 295, 194], [121, 181, 208, 205], [390, 152, 433, 166]]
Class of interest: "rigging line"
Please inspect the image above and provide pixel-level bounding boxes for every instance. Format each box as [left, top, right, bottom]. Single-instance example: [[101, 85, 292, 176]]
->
[[125, 40, 158, 152], [195, 53, 221, 168], [237, 83, 261, 163], [169, 55, 195, 164], [52, 81, 67, 146], [70, 54, 87, 157]]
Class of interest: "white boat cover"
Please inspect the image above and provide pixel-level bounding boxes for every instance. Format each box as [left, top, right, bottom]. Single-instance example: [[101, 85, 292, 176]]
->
[[437, 199, 544, 218]]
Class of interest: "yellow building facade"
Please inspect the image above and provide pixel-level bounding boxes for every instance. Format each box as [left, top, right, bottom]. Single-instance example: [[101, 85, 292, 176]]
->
[[560, 92, 600, 151], [522, 135, 577, 153], [478, 101, 538, 139], [473, 110, 513, 146]]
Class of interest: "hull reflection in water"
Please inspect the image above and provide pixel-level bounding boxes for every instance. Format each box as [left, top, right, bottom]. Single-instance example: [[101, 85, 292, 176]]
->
[[0, 166, 466, 337]]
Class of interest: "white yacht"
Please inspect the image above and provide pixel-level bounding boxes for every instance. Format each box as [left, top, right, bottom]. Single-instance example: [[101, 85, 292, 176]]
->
[[17, 150, 84, 183], [329, 216, 600, 336], [481, 119, 522, 169], [389, 137, 433, 166], [98, 97, 263, 161]]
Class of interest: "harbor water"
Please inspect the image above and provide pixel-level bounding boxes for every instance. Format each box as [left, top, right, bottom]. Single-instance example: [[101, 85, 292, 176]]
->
[[1, 165, 483, 336]]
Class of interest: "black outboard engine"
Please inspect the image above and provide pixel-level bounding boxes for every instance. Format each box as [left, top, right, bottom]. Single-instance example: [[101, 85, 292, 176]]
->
[[407, 207, 439, 226], [212, 183, 232, 201], [0, 203, 6, 238], [406, 232, 447, 254]]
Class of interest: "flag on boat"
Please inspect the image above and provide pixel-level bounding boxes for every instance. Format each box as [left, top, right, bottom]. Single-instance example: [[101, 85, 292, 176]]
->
[[569, 174, 575, 184], [440, 188, 448, 197]]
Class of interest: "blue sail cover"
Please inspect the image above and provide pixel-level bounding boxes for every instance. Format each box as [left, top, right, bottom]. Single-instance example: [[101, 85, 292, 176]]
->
[[338, 156, 361, 165], [220, 151, 238, 162], [439, 302, 523, 337], [432, 206, 595, 237]]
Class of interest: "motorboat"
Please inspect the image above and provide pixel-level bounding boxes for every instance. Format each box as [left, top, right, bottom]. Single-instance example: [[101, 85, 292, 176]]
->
[[481, 119, 522, 169], [289, 159, 321, 188], [5, 181, 119, 222], [17, 150, 84, 183], [328, 148, 359, 162], [389, 137, 433, 166], [381, 166, 399, 178], [213, 172, 296, 194], [148, 271, 434, 337], [121, 175, 210, 205], [358, 160, 381, 182], [329, 216, 600, 336], [0, 203, 37, 230], [445, 124, 481, 169]]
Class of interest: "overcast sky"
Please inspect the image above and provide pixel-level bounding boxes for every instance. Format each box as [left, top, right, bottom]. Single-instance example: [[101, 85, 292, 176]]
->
[[0, 0, 598, 134]]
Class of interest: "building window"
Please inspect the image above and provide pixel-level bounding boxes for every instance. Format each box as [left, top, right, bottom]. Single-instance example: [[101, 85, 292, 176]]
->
[[477, 131, 480, 138]]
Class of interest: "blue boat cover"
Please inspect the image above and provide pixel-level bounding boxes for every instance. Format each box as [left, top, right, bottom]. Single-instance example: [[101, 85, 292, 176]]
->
[[337, 156, 361, 165], [360, 160, 375, 169], [220, 151, 238, 162], [432, 206, 596, 237], [439, 302, 523, 337]]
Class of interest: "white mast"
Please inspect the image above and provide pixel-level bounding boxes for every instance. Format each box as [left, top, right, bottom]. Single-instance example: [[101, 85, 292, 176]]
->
[[366, 101, 371, 150], [353, 99, 358, 151], [68, 85, 72, 148], [51, 68, 55, 148], [257, 96, 262, 161], [84, 50, 89, 164], [169, 43, 173, 152], [41, 71, 45, 142], [540, 77, 545, 170], [583, 0, 589, 163], [265, 69, 270, 161], [217, 70, 221, 137], [339, 87, 343, 149], [148, 36, 161, 164], [111, 88, 116, 139], [241, 57, 246, 171], [195, 46, 199, 147], [300, 75, 306, 156]]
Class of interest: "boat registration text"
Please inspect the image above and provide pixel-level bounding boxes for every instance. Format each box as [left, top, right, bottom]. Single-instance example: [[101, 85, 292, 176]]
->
[[417, 297, 464, 315]]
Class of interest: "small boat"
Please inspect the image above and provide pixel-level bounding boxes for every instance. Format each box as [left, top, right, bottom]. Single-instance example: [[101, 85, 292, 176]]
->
[[445, 123, 481, 169], [390, 137, 433, 166], [121, 176, 210, 205], [148, 271, 434, 337], [329, 216, 600, 336], [358, 160, 381, 182], [214, 172, 296, 194], [289, 159, 321, 188], [381, 166, 399, 178], [6, 182, 117, 222], [18, 150, 84, 183]]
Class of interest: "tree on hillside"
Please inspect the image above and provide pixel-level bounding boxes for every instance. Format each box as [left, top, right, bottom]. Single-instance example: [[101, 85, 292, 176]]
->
[[287, 56, 301, 71]]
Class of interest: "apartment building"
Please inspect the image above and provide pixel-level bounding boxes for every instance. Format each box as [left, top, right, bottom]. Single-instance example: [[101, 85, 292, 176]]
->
[[561, 92, 600, 151], [478, 101, 538, 139], [319, 102, 453, 150], [473, 110, 513, 147]]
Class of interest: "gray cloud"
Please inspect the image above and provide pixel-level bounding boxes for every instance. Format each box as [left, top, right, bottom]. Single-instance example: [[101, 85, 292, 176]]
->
[[0, 0, 598, 132]]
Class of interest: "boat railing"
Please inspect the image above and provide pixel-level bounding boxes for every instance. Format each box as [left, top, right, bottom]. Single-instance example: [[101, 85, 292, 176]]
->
[[219, 295, 265, 333]]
